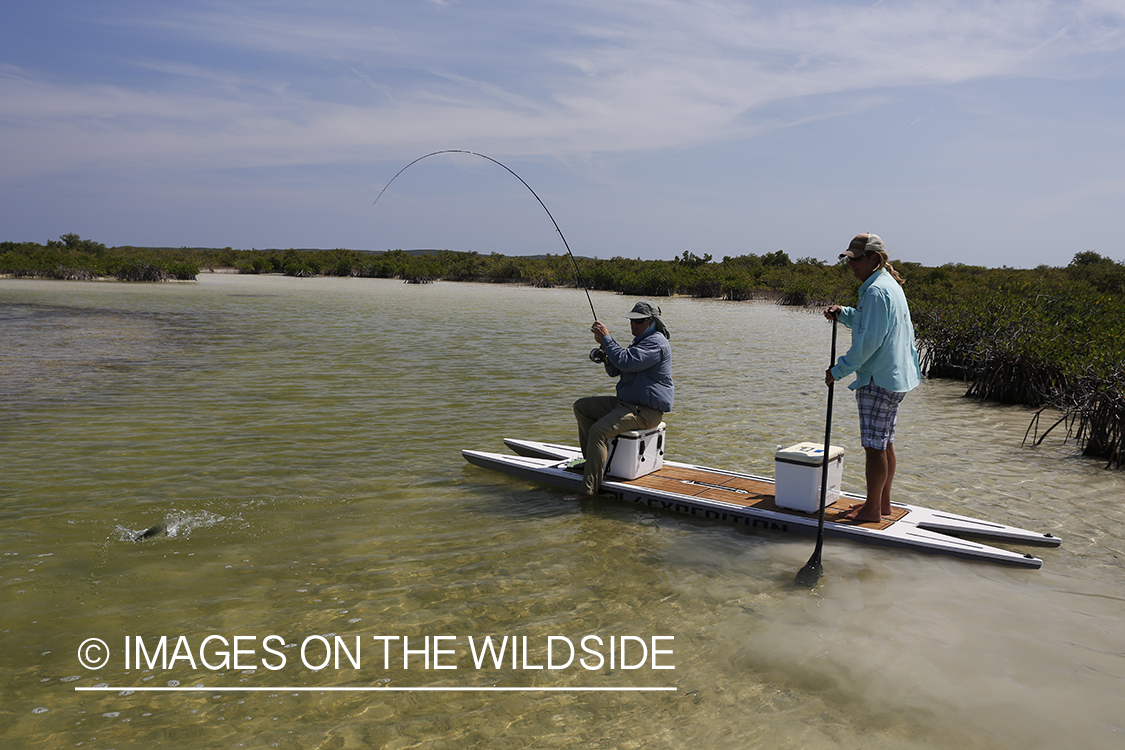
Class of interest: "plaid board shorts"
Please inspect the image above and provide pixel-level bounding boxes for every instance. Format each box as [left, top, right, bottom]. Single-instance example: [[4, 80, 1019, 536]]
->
[[855, 383, 906, 450]]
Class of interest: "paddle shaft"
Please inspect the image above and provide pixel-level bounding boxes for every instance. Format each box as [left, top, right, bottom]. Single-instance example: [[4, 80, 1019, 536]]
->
[[795, 314, 838, 586]]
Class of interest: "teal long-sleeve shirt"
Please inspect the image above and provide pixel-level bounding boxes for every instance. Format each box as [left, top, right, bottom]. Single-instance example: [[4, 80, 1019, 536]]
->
[[831, 269, 921, 392]]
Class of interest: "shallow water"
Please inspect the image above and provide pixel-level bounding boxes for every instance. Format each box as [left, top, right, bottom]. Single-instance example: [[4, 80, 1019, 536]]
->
[[1, 275, 1122, 749]]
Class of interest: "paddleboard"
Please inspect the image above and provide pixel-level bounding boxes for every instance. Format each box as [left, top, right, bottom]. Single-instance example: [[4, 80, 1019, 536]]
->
[[461, 438, 1061, 569]]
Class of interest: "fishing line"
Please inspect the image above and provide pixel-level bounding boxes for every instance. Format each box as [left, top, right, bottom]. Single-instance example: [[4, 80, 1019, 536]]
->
[[372, 150, 598, 321]]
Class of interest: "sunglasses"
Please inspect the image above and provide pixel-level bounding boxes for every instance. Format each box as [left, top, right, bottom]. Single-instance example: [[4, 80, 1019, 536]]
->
[[845, 252, 875, 263]]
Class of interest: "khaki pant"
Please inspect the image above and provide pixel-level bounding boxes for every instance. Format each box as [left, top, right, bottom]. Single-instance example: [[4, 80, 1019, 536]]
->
[[573, 396, 664, 495]]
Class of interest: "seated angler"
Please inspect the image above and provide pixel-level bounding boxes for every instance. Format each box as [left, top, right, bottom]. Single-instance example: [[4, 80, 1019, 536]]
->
[[567, 301, 674, 500]]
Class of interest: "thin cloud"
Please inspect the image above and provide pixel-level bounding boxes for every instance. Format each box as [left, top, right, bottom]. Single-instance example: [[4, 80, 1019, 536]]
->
[[5, 1, 1124, 176], [3, 0, 1125, 265]]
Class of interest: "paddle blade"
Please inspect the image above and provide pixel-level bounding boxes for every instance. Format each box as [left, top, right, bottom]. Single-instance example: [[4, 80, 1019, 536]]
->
[[794, 558, 823, 587]]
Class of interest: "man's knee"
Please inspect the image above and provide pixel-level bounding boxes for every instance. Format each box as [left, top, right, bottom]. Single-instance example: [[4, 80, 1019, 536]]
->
[[864, 446, 890, 468], [589, 419, 621, 444]]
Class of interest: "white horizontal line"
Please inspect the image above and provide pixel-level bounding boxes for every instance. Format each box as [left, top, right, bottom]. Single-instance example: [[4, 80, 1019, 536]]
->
[[76, 686, 676, 692]]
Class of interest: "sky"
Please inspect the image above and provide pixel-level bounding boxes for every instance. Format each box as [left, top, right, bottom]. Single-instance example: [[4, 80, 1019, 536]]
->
[[2, 0, 1124, 268]]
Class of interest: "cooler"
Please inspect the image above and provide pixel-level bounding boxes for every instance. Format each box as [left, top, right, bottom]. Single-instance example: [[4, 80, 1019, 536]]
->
[[606, 423, 666, 480], [774, 441, 844, 513]]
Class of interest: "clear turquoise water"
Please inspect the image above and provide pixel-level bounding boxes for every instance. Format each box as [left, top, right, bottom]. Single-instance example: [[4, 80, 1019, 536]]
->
[[1, 275, 1122, 749]]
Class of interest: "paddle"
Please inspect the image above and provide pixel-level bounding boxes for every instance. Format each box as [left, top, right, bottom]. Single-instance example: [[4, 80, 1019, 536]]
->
[[795, 312, 838, 587]]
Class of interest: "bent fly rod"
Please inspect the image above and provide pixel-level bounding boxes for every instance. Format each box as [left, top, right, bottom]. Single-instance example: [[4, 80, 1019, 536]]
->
[[372, 149, 598, 322]]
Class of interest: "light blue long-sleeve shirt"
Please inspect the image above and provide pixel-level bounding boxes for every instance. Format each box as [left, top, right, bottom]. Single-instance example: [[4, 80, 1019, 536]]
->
[[831, 269, 921, 392]]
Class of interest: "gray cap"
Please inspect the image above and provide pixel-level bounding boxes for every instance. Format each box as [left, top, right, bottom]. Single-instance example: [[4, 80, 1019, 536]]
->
[[840, 233, 884, 259], [625, 301, 661, 319]]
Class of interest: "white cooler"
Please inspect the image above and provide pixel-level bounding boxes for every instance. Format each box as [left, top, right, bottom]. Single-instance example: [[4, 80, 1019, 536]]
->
[[774, 442, 844, 513], [606, 423, 666, 480]]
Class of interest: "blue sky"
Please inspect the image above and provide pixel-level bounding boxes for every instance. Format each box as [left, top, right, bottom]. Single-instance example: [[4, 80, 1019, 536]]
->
[[2, 0, 1123, 267]]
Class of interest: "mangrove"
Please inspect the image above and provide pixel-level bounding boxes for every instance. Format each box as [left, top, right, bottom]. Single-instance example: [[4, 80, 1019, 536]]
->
[[3, 236, 1123, 468]]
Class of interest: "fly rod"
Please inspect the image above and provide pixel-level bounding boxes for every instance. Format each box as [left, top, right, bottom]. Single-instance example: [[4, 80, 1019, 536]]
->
[[373, 150, 598, 322]]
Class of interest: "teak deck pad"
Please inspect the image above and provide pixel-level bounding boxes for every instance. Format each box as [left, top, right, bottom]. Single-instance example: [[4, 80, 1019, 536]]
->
[[620, 465, 907, 531], [566, 463, 906, 530]]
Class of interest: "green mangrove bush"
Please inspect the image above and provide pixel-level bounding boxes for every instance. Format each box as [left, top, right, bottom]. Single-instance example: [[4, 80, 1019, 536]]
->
[[4, 236, 1123, 467]]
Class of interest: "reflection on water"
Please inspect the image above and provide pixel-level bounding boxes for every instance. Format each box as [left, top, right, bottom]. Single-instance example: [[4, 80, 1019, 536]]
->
[[1, 275, 1123, 749]]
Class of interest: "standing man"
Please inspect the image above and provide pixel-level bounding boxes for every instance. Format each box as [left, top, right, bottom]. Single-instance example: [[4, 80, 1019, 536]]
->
[[567, 301, 673, 500], [824, 233, 921, 522]]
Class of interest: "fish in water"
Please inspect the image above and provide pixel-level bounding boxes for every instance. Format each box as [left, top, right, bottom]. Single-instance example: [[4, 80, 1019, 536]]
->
[[130, 514, 209, 542], [134, 522, 167, 541], [134, 518, 183, 541]]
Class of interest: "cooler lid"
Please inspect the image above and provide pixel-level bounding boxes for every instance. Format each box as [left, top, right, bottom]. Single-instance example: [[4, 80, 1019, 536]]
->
[[775, 441, 844, 465]]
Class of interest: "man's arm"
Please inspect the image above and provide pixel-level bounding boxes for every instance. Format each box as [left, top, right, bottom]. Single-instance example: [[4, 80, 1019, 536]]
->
[[602, 334, 665, 372], [830, 291, 890, 380]]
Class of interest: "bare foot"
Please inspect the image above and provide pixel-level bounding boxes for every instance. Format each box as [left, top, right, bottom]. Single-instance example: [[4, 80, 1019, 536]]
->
[[847, 501, 891, 517], [844, 504, 883, 523]]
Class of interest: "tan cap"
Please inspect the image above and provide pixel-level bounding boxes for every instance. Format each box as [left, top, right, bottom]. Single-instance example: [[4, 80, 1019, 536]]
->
[[840, 233, 884, 259]]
